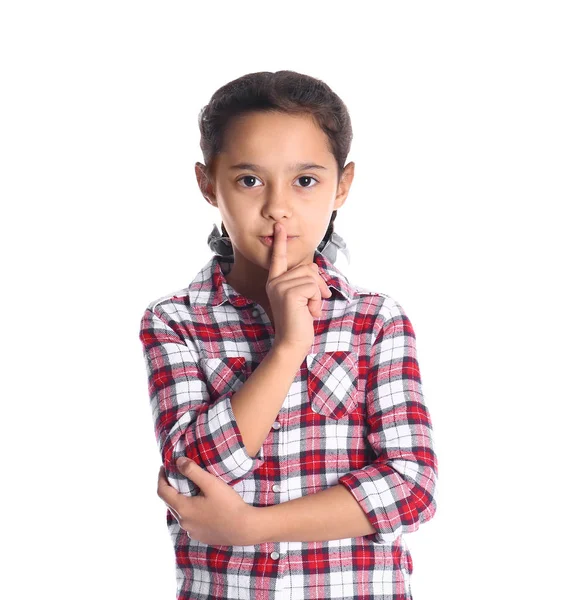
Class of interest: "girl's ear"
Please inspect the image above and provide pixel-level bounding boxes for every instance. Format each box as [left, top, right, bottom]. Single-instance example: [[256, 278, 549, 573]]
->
[[335, 161, 355, 207], [341, 161, 355, 186], [195, 162, 217, 206]]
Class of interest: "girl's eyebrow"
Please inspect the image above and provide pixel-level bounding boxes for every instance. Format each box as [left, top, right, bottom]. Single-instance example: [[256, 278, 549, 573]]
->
[[228, 162, 328, 173]]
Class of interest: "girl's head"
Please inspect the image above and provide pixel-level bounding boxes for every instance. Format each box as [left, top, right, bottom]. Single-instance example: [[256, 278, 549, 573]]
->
[[195, 70, 355, 281]]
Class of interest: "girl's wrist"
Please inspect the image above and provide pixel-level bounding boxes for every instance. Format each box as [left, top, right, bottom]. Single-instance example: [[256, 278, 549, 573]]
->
[[271, 340, 309, 362], [245, 506, 270, 546]]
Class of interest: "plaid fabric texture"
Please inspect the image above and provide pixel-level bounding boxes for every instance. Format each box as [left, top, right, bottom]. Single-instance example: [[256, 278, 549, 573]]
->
[[139, 249, 438, 599]]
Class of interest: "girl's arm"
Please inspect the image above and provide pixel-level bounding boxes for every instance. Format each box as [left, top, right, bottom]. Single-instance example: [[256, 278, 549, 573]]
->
[[252, 296, 438, 544], [252, 480, 377, 543], [139, 304, 269, 494], [230, 343, 305, 458]]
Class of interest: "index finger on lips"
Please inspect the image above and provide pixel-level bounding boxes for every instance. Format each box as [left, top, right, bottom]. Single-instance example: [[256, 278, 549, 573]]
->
[[267, 222, 287, 281]]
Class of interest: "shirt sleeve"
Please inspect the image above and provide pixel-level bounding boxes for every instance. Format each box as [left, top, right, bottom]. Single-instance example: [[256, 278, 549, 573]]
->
[[337, 296, 438, 543], [139, 305, 265, 495]]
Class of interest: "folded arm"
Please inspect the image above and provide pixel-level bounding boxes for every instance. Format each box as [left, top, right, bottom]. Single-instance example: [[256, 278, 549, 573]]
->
[[139, 304, 265, 495], [252, 297, 438, 544]]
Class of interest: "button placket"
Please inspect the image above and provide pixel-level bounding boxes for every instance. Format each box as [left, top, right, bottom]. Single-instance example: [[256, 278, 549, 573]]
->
[[270, 419, 283, 561]]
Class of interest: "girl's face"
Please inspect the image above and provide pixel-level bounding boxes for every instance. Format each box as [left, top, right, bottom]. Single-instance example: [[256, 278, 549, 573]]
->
[[196, 110, 354, 277]]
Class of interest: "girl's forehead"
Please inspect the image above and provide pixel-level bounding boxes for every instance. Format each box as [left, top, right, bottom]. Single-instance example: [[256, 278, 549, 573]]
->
[[222, 112, 331, 154]]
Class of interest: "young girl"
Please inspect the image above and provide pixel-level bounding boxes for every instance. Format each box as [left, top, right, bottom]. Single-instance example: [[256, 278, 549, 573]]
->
[[139, 70, 438, 600]]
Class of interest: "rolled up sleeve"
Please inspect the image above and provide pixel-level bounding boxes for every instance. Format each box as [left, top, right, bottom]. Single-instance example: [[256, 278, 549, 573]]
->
[[139, 305, 265, 495], [338, 296, 438, 543]]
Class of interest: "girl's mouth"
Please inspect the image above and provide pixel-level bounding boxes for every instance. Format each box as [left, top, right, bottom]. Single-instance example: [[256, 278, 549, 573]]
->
[[259, 236, 298, 246]]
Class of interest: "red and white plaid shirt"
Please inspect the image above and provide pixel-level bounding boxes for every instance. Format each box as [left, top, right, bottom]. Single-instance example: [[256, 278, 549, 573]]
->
[[139, 248, 438, 600]]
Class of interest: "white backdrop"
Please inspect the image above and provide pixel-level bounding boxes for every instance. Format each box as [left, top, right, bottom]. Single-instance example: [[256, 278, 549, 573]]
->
[[1, 1, 562, 598]]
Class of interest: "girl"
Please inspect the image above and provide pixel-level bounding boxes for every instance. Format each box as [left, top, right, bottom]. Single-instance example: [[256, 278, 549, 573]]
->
[[139, 70, 438, 600]]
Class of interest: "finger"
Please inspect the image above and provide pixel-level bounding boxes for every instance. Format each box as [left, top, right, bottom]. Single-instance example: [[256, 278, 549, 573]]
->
[[157, 465, 168, 489], [165, 502, 182, 523], [276, 264, 332, 300], [286, 278, 324, 318], [157, 466, 181, 509], [308, 277, 323, 317], [267, 222, 287, 281], [306, 266, 331, 315], [158, 468, 185, 525], [276, 276, 325, 318], [309, 264, 332, 298]]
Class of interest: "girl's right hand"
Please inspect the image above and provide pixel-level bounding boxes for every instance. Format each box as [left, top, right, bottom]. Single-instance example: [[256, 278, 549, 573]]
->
[[265, 222, 332, 355]]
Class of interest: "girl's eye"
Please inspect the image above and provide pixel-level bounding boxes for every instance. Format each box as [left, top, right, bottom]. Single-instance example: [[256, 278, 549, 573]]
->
[[296, 176, 319, 188], [237, 175, 261, 188], [236, 175, 319, 188]]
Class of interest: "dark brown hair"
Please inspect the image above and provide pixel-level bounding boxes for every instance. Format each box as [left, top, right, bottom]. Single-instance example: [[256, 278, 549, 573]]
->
[[198, 70, 353, 252]]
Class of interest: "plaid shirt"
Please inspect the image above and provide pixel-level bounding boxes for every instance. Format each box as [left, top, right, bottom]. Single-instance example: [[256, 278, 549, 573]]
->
[[138, 249, 438, 600]]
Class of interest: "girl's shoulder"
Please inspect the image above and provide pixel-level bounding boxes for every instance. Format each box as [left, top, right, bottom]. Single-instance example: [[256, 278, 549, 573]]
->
[[141, 286, 192, 328], [346, 276, 391, 302], [352, 282, 380, 296], [145, 287, 189, 311], [347, 280, 412, 322]]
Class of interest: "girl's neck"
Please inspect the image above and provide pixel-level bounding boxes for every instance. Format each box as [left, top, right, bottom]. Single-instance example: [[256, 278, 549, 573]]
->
[[224, 264, 270, 308]]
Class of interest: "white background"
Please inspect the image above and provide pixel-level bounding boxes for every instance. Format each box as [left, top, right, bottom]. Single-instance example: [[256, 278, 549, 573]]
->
[[1, 1, 562, 598]]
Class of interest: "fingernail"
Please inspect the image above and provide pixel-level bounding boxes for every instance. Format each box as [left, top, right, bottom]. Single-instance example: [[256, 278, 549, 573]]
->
[[177, 457, 188, 467]]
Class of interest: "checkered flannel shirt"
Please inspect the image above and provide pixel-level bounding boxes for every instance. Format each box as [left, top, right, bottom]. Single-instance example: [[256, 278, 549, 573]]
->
[[138, 248, 438, 599]]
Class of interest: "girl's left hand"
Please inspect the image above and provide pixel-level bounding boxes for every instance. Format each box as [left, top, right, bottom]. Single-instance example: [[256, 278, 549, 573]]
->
[[157, 458, 257, 547]]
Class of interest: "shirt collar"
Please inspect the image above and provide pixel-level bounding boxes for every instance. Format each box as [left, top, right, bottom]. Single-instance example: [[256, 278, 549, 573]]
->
[[187, 249, 357, 309]]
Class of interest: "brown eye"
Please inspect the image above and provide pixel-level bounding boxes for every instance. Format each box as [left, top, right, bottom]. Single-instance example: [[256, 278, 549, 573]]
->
[[296, 176, 318, 188], [237, 175, 261, 188]]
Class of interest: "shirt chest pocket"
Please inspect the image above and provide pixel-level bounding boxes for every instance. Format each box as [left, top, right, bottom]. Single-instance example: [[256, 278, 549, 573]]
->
[[306, 350, 359, 419], [201, 356, 250, 402]]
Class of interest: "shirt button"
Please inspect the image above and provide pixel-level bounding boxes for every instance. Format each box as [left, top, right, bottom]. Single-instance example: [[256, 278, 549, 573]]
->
[[251, 308, 260, 317], [270, 551, 280, 560], [272, 484, 280, 493], [272, 421, 281, 430]]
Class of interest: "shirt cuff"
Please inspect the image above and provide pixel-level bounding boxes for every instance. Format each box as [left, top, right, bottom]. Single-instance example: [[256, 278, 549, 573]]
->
[[338, 466, 399, 544], [193, 393, 266, 484]]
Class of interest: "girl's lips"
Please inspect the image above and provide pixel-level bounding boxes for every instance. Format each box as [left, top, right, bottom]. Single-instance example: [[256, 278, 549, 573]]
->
[[259, 236, 298, 246]]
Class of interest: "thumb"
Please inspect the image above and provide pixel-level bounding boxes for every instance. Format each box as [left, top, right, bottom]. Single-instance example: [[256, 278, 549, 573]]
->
[[176, 457, 210, 484]]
